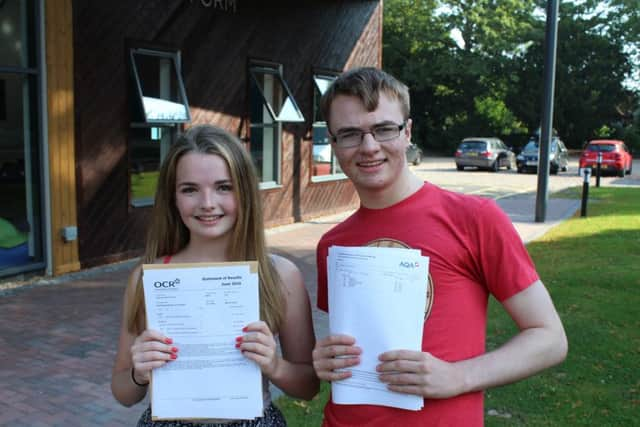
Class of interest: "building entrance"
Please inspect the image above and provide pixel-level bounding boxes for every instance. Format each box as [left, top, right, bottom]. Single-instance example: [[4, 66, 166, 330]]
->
[[0, 0, 45, 277]]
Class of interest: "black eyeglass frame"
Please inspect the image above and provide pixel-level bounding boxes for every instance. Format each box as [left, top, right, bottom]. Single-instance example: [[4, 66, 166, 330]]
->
[[329, 121, 407, 148]]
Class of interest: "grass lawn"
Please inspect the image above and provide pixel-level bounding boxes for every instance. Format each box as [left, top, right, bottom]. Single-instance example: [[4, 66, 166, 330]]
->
[[275, 187, 640, 426], [131, 171, 159, 201]]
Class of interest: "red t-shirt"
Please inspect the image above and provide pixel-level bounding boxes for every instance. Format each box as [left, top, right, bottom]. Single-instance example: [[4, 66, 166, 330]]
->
[[316, 182, 539, 426]]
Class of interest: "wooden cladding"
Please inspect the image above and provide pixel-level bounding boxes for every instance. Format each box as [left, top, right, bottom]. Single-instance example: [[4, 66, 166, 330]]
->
[[68, 1, 381, 267], [46, 0, 80, 275]]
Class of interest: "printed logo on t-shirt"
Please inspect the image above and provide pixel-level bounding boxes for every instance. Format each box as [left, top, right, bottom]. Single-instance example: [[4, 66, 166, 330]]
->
[[366, 238, 434, 320]]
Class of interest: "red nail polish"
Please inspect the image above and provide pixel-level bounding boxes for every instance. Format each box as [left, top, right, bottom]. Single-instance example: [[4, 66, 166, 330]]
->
[[171, 347, 178, 353], [164, 338, 173, 344], [242, 326, 248, 332], [235, 336, 243, 342], [170, 353, 177, 360], [235, 343, 241, 348]]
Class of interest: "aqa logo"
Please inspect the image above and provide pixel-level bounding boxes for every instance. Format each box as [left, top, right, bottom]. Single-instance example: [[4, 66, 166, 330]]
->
[[154, 278, 180, 288], [399, 261, 419, 268]]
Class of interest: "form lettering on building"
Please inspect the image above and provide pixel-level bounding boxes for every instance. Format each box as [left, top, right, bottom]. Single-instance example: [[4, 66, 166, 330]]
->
[[189, 0, 237, 13]]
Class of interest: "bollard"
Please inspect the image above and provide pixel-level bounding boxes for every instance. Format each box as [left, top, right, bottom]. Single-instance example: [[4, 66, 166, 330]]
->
[[595, 152, 602, 187], [580, 167, 591, 217]]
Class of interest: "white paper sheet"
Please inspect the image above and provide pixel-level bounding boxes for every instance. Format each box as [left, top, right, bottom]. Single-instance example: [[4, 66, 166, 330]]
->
[[142, 262, 263, 420], [328, 246, 429, 410]]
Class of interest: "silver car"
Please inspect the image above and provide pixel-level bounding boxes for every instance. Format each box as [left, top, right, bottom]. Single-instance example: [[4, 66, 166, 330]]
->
[[455, 137, 516, 172]]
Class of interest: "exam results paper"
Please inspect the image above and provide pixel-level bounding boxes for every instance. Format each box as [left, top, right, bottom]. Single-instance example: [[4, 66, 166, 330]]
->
[[328, 246, 429, 411], [142, 262, 262, 421]]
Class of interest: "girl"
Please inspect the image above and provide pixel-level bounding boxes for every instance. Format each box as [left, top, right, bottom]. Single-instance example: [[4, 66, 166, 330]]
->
[[111, 125, 319, 426]]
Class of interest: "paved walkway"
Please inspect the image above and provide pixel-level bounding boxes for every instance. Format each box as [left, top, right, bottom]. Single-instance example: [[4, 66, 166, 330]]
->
[[0, 186, 620, 426]]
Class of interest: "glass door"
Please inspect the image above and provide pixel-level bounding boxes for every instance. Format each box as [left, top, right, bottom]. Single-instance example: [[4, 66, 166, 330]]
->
[[0, 0, 45, 276]]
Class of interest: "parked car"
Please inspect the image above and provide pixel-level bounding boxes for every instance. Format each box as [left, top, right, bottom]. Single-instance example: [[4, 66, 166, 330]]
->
[[454, 137, 515, 172], [406, 143, 422, 166], [516, 137, 569, 174], [579, 139, 633, 177]]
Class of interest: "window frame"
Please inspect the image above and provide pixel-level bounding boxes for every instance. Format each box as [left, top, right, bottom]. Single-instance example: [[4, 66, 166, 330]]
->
[[249, 64, 305, 123], [129, 47, 191, 125], [248, 61, 305, 188], [0, 0, 46, 277], [310, 71, 345, 182], [128, 124, 179, 208], [128, 46, 190, 207]]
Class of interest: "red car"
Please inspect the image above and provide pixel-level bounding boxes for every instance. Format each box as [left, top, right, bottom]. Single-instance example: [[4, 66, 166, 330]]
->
[[579, 139, 633, 177]]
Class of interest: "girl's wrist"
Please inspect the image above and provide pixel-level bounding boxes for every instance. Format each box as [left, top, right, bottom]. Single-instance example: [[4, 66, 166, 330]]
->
[[131, 367, 149, 387], [267, 356, 284, 381]]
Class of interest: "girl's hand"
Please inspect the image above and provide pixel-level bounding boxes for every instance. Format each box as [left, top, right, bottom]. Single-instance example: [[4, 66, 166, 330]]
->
[[237, 321, 279, 377], [130, 329, 178, 384]]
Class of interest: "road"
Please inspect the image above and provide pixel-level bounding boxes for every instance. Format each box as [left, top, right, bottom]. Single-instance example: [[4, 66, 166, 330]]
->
[[409, 155, 638, 198]]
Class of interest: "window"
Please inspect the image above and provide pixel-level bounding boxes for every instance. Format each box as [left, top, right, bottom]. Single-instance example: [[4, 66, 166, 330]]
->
[[0, 0, 45, 276], [0, 0, 34, 69], [249, 63, 304, 186], [130, 48, 190, 124], [311, 73, 342, 179], [129, 126, 175, 206], [588, 144, 615, 153], [128, 48, 189, 206], [461, 141, 487, 150]]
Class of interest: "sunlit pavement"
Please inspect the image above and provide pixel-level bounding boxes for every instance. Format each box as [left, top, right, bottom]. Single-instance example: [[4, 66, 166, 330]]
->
[[411, 156, 639, 195]]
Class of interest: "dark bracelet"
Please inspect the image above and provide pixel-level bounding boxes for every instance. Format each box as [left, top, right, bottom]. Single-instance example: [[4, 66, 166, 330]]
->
[[131, 367, 149, 387]]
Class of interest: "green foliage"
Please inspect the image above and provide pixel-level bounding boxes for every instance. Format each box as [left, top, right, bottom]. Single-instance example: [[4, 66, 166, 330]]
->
[[622, 122, 640, 152], [552, 2, 634, 147], [383, 0, 640, 153], [274, 381, 330, 426], [131, 171, 159, 200], [384, 0, 541, 152], [499, 1, 637, 148], [594, 125, 613, 138], [474, 95, 527, 135]]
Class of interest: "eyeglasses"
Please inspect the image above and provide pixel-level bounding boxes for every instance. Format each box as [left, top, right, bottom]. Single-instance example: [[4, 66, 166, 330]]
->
[[331, 122, 406, 148]]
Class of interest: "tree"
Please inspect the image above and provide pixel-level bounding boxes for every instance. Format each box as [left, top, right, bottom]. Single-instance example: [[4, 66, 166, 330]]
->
[[383, 0, 452, 151], [506, 1, 638, 148], [384, 0, 539, 151], [383, 0, 640, 152]]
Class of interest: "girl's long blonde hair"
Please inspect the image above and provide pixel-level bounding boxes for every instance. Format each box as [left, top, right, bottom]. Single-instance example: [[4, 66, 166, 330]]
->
[[126, 125, 285, 334]]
